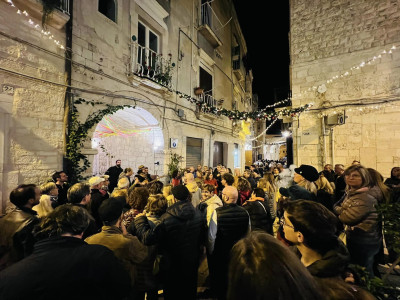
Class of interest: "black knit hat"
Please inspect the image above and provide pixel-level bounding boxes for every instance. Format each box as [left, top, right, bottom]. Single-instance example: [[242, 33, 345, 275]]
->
[[171, 185, 190, 201], [294, 165, 319, 182], [98, 197, 125, 223]]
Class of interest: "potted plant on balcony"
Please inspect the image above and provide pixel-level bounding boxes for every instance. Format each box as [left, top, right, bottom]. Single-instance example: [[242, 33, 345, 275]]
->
[[154, 54, 175, 87]]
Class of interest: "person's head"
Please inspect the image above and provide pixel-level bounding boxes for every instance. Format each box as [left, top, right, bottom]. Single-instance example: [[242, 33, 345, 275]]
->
[[263, 173, 275, 184], [228, 231, 321, 300], [273, 167, 280, 175], [127, 187, 149, 210], [293, 165, 319, 183], [201, 183, 215, 201], [237, 176, 251, 192], [171, 185, 190, 202], [184, 172, 195, 183], [148, 181, 164, 195], [334, 164, 345, 176], [197, 165, 202, 171], [98, 197, 125, 226], [324, 164, 333, 172], [227, 168, 232, 174], [243, 169, 251, 178], [110, 188, 128, 201], [257, 178, 269, 190], [67, 183, 91, 205], [251, 188, 265, 200], [143, 167, 149, 174], [222, 186, 238, 204], [320, 170, 335, 183], [195, 177, 203, 188], [234, 168, 241, 177], [222, 173, 235, 187], [117, 177, 130, 189], [116, 160, 121, 167], [351, 160, 360, 165], [40, 182, 58, 196], [205, 172, 213, 180], [390, 167, 400, 179], [33, 204, 93, 240], [344, 164, 371, 190], [10, 184, 40, 208], [189, 166, 195, 173], [145, 194, 168, 216], [282, 200, 338, 255], [124, 168, 133, 177], [88, 176, 105, 190], [52, 171, 68, 183], [367, 168, 391, 204], [100, 175, 110, 189], [250, 165, 256, 171]]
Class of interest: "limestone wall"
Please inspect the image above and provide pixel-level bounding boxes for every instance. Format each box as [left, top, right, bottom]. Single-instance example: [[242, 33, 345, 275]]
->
[[290, 0, 400, 178], [0, 0, 67, 212]]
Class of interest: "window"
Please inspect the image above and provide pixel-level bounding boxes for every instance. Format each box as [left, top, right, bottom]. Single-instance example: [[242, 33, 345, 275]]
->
[[137, 22, 159, 68], [199, 67, 212, 96], [98, 0, 116, 22]]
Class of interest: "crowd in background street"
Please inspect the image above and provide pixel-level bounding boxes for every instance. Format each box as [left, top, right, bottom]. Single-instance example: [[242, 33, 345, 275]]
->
[[1, 159, 400, 299]]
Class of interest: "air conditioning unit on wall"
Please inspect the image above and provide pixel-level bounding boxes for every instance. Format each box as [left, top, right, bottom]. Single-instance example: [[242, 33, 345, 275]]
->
[[325, 112, 346, 126]]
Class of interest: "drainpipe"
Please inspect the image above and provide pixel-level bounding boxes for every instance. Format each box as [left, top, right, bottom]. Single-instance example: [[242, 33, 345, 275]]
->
[[331, 127, 335, 166], [63, 0, 73, 170], [321, 117, 327, 168]]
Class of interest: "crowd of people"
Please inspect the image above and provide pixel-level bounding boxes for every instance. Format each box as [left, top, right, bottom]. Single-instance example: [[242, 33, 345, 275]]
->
[[0, 159, 399, 299]]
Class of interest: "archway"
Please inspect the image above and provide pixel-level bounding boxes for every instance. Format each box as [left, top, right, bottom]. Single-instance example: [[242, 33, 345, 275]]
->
[[91, 107, 164, 176]]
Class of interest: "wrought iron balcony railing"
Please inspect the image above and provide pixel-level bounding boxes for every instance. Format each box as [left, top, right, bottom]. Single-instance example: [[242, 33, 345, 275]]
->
[[130, 42, 175, 88], [58, 0, 70, 15]]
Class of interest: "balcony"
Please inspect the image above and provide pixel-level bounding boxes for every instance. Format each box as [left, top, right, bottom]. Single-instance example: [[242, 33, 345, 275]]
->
[[198, 2, 223, 48], [11, 0, 70, 29], [130, 42, 175, 89]]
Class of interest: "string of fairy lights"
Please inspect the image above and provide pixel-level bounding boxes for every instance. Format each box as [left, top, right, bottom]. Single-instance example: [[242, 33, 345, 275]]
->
[[298, 44, 399, 98], [6, 0, 66, 50]]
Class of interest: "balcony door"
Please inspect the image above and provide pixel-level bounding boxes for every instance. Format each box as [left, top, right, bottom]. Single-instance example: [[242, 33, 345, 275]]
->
[[138, 22, 159, 69]]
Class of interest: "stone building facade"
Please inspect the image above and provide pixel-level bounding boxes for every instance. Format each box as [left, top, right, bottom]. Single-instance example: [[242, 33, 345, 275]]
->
[[290, 0, 400, 178], [0, 0, 253, 212]]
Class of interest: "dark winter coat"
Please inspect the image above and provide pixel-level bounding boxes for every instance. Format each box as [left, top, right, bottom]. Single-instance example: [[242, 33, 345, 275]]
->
[[334, 187, 381, 245], [292, 240, 350, 278], [133, 201, 204, 300], [105, 165, 123, 192], [0, 207, 38, 271], [0, 236, 131, 300], [243, 198, 273, 234], [89, 188, 109, 230]]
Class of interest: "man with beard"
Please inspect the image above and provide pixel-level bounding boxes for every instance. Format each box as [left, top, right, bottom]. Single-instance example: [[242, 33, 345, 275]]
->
[[105, 160, 123, 193]]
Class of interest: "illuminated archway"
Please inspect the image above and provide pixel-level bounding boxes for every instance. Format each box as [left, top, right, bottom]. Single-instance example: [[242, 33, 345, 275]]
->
[[91, 107, 164, 176]]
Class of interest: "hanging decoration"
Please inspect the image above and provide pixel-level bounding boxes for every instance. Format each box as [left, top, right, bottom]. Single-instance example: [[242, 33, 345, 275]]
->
[[298, 44, 399, 97], [6, 0, 65, 49], [248, 118, 278, 141]]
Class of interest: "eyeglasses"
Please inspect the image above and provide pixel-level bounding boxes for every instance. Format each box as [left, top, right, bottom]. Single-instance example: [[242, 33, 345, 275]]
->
[[280, 218, 295, 229]]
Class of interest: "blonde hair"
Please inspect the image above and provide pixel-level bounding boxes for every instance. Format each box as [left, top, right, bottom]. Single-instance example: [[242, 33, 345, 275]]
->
[[117, 177, 130, 189], [257, 178, 275, 198], [40, 182, 57, 195], [297, 179, 317, 196], [315, 176, 334, 194], [162, 184, 173, 198], [111, 188, 128, 201], [33, 195, 54, 218]]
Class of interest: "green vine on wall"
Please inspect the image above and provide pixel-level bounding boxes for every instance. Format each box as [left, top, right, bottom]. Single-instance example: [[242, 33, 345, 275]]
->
[[66, 98, 132, 184]]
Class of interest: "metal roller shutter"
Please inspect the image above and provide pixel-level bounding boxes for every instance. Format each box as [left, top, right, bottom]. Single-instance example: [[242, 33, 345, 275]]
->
[[186, 137, 203, 168]]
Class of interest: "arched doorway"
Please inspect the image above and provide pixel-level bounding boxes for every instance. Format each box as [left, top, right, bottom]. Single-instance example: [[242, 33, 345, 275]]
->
[[91, 107, 164, 176]]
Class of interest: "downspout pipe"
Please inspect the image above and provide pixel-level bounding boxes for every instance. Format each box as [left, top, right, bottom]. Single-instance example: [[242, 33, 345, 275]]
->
[[63, 0, 73, 171]]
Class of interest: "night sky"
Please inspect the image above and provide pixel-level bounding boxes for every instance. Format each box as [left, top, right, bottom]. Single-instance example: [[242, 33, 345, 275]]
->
[[232, 0, 290, 134], [232, 0, 290, 108]]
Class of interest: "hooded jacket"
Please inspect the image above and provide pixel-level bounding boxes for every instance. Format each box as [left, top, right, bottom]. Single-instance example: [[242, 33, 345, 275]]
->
[[198, 194, 223, 226]]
